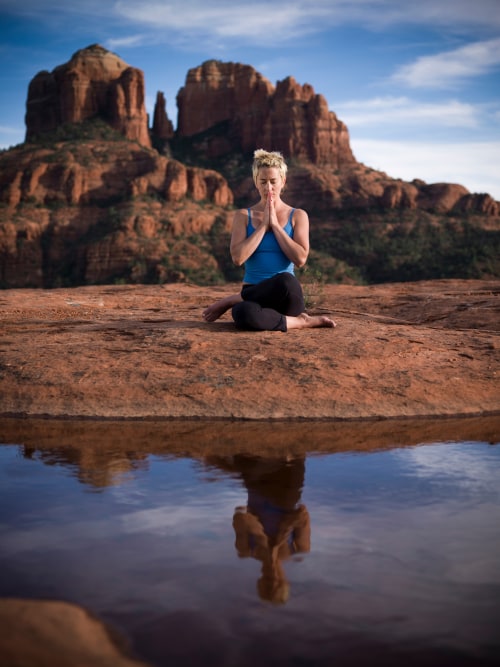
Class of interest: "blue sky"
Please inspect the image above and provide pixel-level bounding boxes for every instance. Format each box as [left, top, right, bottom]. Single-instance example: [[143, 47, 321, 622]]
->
[[1, 0, 499, 199]]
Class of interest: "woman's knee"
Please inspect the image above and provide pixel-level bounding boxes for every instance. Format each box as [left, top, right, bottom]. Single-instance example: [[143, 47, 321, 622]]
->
[[278, 273, 304, 315], [231, 301, 285, 331], [232, 302, 258, 330], [273, 272, 296, 291]]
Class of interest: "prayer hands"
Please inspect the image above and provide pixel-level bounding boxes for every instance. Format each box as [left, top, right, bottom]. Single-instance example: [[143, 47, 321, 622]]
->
[[265, 187, 278, 231]]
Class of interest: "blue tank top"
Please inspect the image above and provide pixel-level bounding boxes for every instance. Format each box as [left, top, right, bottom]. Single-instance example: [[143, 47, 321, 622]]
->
[[243, 208, 295, 284]]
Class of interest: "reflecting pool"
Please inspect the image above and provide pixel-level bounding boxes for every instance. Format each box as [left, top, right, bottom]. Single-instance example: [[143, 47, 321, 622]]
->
[[0, 417, 499, 666]]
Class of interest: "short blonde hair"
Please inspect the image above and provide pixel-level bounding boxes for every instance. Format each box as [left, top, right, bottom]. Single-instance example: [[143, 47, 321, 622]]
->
[[252, 149, 288, 184]]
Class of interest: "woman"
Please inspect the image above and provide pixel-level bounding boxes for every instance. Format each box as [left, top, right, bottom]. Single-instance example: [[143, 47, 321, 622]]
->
[[203, 149, 335, 331]]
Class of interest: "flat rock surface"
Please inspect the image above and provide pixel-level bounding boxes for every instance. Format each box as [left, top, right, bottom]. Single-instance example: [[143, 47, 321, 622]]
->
[[0, 598, 148, 667], [0, 279, 499, 420]]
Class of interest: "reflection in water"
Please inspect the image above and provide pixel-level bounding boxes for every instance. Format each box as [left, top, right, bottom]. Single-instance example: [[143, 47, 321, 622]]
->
[[1, 426, 499, 667], [21, 444, 149, 489], [206, 456, 310, 603]]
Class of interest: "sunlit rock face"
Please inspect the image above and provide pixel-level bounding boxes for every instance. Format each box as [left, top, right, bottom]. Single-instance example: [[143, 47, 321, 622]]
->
[[176, 60, 356, 168], [25, 44, 151, 148]]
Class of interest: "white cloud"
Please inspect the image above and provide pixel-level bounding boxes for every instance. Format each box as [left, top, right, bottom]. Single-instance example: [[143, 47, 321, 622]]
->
[[2, 0, 500, 39], [110, 0, 500, 38], [107, 1, 500, 49], [394, 443, 500, 492], [336, 97, 479, 128], [1, 491, 242, 554], [393, 38, 500, 88], [106, 34, 147, 49], [112, 1, 321, 44], [350, 138, 500, 200]]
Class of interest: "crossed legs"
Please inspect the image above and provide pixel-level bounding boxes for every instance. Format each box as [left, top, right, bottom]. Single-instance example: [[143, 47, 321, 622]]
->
[[202, 273, 335, 331]]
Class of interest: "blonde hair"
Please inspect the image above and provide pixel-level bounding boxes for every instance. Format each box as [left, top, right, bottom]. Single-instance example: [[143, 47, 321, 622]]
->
[[252, 149, 288, 184], [257, 576, 290, 604]]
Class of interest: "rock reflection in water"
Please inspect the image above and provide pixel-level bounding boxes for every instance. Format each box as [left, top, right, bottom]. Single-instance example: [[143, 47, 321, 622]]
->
[[205, 455, 310, 604], [21, 444, 150, 489]]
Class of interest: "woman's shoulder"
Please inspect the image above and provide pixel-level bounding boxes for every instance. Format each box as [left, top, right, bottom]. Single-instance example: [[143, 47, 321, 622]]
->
[[232, 207, 251, 221], [289, 205, 307, 215], [289, 206, 309, 224], [231, 208, 252, 233], [234, 206, 256, 217]]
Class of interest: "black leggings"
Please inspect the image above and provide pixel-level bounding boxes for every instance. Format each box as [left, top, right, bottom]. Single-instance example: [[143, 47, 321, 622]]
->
[[231, 272, 305, 332]]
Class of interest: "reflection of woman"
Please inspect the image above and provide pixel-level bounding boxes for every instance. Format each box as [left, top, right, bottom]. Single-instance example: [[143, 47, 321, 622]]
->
[[203, 149, 335, 331], [206, 455, 310, 604]]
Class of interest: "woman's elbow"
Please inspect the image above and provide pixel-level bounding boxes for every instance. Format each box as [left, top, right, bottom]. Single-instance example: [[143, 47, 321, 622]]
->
[[295, 252, 308, 269]]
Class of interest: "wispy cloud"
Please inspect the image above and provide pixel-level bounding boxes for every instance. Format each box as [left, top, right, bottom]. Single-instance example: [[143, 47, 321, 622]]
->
[[394, 443, 500, 491], [3, 0, 499, 45], [110, 0, 500, 36], [112, 1, 322, 45], [350, 138, 500, 199], [111, 1, 500, 46], [392, 38, 500, 88], [336, 97, 479, 128], [106, 34, 147, 50]]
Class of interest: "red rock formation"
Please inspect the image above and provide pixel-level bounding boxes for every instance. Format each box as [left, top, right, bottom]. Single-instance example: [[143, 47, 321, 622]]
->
[[416, 183, 470, 212], [177, 60, 273, 138], [25, 44, 151, 147], [174, 60, 500, 216], [0, 140, 233, 287], [152, 91, 174, 141], [0, 142, 232, 209], [19, 49, 499, 219], [455, 193, 500, 216], [268, 76, 354, 167], [1, 48, 497, 290], [381, 183, 418, 209], [412, 183, 499, 216], [0, 598, 148, 667], [176, 61, 355, 167]]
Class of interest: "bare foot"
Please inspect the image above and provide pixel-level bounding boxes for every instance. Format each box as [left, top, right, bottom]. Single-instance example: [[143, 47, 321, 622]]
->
[[203, 293, 242, 322], [286, 312, 336, 330]]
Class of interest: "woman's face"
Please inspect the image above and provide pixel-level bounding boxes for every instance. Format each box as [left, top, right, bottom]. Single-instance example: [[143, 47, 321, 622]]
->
[[255, 167, 285, 200]]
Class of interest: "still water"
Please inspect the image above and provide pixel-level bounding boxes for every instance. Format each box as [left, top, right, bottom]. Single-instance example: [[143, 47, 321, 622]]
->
[[0, 417, 499, 666]]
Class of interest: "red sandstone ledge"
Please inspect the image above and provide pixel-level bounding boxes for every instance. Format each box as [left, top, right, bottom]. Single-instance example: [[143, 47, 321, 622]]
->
[[0, 279, 499, 421]]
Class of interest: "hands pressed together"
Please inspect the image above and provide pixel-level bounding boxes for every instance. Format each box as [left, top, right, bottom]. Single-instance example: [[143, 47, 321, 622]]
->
[[264, 187, 279, 232]]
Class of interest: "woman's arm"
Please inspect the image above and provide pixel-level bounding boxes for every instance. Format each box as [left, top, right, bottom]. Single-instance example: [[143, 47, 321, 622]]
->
[[271, 207, 310, 268], [230, 208, 267, 266]]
